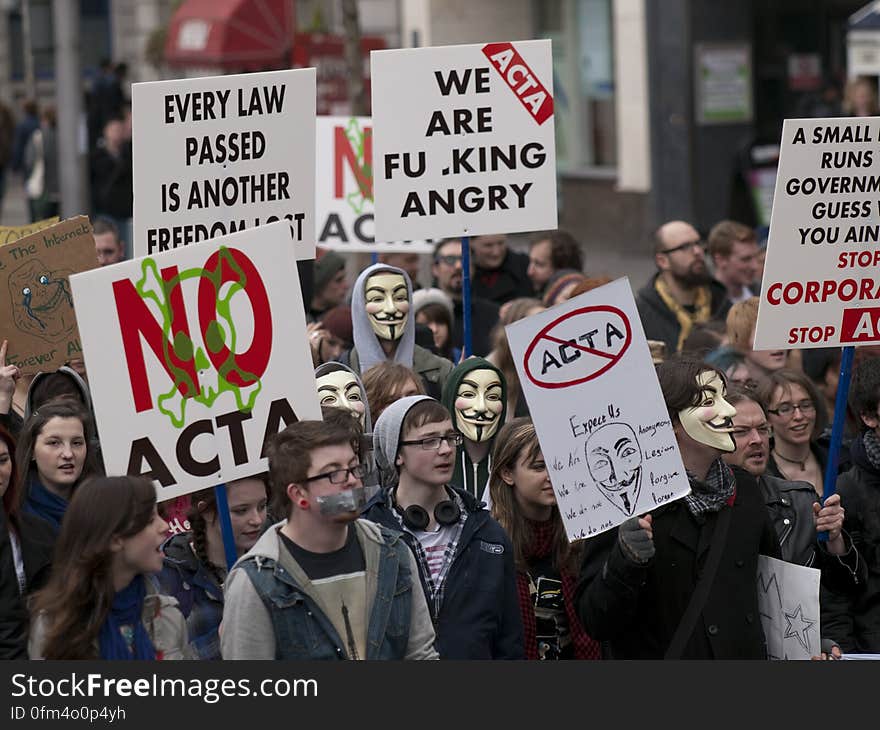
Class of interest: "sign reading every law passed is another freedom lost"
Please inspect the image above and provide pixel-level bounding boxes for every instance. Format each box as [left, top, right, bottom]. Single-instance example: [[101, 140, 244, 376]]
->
[[371, 40, 557, 242], [505, 278, 690, 540], [132, 68, 316, 260], [315, 116, 433, 253], [754, 117, 880, 349], [70, 221, 322, 501]]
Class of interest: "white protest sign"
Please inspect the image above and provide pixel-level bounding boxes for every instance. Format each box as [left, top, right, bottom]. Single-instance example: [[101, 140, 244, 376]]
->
[[316, 116, 434, 253], [757, 556, 820, 660], [71, 221, 322, 501], [505, 278, 690, 540], [754, 117, 880, 349], [132, 69, 316, 260], [371, 40, 557, 242]]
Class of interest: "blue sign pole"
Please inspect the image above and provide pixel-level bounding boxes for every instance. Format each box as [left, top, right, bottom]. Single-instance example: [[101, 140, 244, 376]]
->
[[461, 235, 472, 357], [370, 251, 379, 265], [213, 483, 238, 570], [818, 345, 855, 541]]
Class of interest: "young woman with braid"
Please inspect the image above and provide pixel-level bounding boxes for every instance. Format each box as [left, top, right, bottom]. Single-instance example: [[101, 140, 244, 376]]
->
[[488, 418, 600, 660], [156, 474, 269, 660]]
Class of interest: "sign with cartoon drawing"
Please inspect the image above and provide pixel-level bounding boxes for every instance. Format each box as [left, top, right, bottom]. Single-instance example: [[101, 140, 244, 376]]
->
[[70, 221, 322, 501], [505, 278, 690, 540], [757, 556, 820, 660], [0, 216, 97, 374], [316, 116, 433, 253]]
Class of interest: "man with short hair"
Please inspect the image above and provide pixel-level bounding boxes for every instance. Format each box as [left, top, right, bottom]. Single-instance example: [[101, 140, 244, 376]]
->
[[92, 217, 125, 266], [469, 233, 532, 306], [432, 239, 499, 356], [635, 221, 732, 354], [379, 252, 423, 290], [707, 220, 760, 304], [723, 389, 860, 581], [364, 396, 524, 659], [576, 357, 781, 658], [221, 412, 438, 660], [309, 250, 349, 322]]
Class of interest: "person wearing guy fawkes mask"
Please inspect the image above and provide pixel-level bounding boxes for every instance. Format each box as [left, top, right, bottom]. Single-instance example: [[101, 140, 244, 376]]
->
[[221, 409, 437, 660], [576, 356, 781, 659], [440, 357, 507, 501], [341, 264, 453, 400]]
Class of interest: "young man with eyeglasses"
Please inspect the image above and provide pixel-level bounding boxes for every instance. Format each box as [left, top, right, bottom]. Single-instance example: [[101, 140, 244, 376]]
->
[[431, 239, 499, 357], [635, 220, 732, 354], [364, 396, 524, 658], [221, 410, 438, 660]]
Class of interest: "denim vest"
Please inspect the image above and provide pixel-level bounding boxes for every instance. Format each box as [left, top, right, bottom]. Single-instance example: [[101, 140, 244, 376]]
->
[[240, 524, 413, 660]]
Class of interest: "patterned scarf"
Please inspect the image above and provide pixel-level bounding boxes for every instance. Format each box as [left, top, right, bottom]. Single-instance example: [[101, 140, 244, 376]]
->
[[515, 519, 600, 660], [684, 459, 736, 516], [98, 576, 156, 661], [863, 430, 880, 471], [654, 276, 712, 352]]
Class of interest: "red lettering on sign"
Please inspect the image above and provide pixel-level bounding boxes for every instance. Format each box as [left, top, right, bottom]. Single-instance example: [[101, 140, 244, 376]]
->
[[841, 306, 880, 344], [482, 42, 554, 125], [334, 125, 372, 200], [197, 248, 272, 387], [113, 267, 199, 413]]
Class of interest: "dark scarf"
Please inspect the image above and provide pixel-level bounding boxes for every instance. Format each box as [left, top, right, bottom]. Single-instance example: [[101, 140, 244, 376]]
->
[[516, 519, 600, 660], [863, 430, 880, 471], [22, 473, 68, 531], [684, 459, 736, 516], [98, 577, 156, 661]]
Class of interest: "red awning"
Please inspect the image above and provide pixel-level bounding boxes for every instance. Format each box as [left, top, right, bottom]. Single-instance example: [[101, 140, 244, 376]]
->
[[164, 0, 295, 70]]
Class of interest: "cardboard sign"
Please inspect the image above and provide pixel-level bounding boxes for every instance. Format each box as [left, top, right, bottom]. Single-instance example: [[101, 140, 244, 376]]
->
[[505, 278, 689, 540], [754, 117, 880, 349], [371, 40, 557, 242], [315, 116, 433, 253], [757, 556, 820, 660], [132, 69, 316, 260], [70, 221, 322, 501], [0, 216, 96, 373], [0, 217, 60, 246]]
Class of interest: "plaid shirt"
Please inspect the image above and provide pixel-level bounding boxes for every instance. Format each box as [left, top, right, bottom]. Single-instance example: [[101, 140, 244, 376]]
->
[[390, 490, 467, 619]]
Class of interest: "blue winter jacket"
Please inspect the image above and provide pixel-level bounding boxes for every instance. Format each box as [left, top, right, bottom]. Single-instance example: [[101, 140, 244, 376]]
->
[[362, 487, 524, 659]]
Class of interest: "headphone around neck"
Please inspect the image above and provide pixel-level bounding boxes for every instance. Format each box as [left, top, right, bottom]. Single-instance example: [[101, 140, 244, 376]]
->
[[392, 488, 461, 531]]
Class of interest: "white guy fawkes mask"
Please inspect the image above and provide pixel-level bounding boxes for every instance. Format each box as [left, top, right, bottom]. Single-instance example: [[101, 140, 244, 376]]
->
[[586, 422, 643, 516], [316, 370, 366, 428], [364, 272, 409, 341], [679, 371, 737, 453], [454, 368, 504, 442]]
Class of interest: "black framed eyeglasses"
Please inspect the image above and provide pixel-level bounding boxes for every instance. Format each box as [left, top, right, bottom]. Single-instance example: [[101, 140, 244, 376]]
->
[[400, 433, 463, 450], [434, 255, 462, 266], [302, 463, 367, 484], [767, 401, 815, 418], [662, 239, 705, 255]]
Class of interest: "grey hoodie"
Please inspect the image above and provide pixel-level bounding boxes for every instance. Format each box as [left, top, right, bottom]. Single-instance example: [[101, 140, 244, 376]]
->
[[25, 366, 93, 421], [350, 263, 416, 374], [221, 519, 438, 660]]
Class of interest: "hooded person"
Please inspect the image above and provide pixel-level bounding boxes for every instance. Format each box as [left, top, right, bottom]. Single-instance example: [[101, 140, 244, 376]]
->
[[441, 357, 507, 501], [314, 362, 372, 433], [344, 263, 453, 400]]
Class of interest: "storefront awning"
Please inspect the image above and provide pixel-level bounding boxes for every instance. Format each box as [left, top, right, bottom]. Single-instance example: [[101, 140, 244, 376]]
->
[[164, 0, 295, 70]]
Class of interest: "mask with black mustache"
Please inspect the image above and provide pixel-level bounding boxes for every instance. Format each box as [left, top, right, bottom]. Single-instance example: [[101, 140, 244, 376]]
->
[[364, 272, 409, 341], [679, 371, 737, 452]]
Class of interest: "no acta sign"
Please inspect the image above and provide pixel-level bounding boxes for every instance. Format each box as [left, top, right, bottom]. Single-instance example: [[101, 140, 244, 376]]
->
[[523, 305, 631, 389]]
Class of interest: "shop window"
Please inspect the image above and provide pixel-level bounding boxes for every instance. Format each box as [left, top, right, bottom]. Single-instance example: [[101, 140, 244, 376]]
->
[[535, 0, 616, 172]]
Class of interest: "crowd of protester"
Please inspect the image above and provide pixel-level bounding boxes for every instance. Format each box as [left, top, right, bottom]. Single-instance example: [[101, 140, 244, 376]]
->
[[1, 210, 878, 662]]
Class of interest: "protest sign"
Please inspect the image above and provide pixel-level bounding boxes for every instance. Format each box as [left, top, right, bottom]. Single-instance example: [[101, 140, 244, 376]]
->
[[315, 116, 433, 253], [0, 216, 96, 373], [371, 40, 557, 242], [0, 216, 60, 246], [70, 220, 322, 501], [505, 278, 689, 540], [132, 68, 316, 260], [757, 556, 820, 660], [754, 117, 880, 349]]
